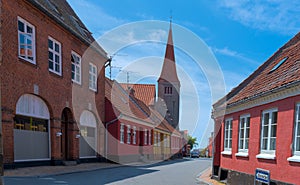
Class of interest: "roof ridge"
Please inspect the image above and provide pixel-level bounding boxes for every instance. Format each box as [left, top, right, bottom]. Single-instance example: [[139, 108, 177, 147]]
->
[[213, 31, 300, 107]]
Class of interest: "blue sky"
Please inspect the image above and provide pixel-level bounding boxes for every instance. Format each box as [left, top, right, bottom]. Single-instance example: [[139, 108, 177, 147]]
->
[[67, 0, 299, 148]]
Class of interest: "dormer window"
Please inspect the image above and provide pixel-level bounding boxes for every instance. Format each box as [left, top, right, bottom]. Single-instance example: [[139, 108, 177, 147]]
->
[[270, 57, 288, 73]]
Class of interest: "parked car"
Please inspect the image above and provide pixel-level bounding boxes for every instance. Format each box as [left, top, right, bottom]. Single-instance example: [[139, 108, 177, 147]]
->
[[190, 149, 200, 158]]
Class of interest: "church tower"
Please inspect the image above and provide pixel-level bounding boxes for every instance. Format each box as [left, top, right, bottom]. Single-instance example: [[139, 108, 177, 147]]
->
[[157, 21, 180, 130]]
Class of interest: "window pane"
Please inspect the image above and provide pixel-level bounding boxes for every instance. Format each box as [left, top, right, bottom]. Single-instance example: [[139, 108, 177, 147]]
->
[[263, 113, 269, 126], [240, 128, 244, 139], [49, 51, 53, 60], [239, 139, 244, 149], [297, 108, 300, 121], [262, 139, 268, 150], [19, 34, 25, 44], [270, 138, 276, 150], [296, 137, 300, 151], [49, 61, 53, 70], [48, 39, 53, 49], [55, 43, 59, 52], [272, 112, 277, 123], [18, 21, 25, 32], [271, 125, 277, 137], [27, 26, 33, 33], [245, 139, 249, 149], [245, 128, 250, 138], [263, 125, 269, 137], [55, 55, 59, 63], [297, 123, 300, 137]]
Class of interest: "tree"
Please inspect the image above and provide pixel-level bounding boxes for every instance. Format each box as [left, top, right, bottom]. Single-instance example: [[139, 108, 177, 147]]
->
[[187, 135, 198, 150]]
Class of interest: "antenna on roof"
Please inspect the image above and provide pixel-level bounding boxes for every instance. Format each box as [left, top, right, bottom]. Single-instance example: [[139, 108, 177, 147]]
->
[[105, 53, 127, 79]]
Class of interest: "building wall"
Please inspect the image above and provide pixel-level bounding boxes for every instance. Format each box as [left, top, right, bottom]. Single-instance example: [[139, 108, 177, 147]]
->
[[219, 95, 300, 184], [1, 0, 105, 164]]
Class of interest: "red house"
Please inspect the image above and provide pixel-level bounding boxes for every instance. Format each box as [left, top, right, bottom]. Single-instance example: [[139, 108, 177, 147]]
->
[[212, 32, 300, 184], [105, 78, 176, 163]]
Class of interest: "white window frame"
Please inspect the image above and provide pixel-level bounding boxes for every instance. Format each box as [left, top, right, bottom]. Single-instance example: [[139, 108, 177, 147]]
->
[[133, 126, 136, 145], [236, 114, 250, 157], [157, 133, 161, 147], [222, 118, 233, 155], [257, 108, 277, 159], [288, 104, 300, 162], [71, 51, 81, 84], [48, 37, 62, 75], [89, 63, 97, 91], [120, 124, 124, 144], [18, 17, 36, 64], [154, 132, 157, 146], [144, 129, 148, 145], [127, 125, 131, 144], [148, 130, 151, 145]]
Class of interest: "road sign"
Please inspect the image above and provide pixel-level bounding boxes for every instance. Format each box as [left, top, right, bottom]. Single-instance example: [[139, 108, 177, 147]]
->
[[255, 168, 270, 184]]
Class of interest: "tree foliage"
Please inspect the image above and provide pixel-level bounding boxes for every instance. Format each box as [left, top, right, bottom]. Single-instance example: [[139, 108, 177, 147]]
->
[[187, 135, 198, 150]]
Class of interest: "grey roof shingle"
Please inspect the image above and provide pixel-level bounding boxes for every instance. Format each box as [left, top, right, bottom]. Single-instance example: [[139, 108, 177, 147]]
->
[[27, 0, 107, 57]]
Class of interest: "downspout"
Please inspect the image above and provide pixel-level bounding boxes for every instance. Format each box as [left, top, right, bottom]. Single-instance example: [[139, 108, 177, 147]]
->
[[105, 115, 121, 161]]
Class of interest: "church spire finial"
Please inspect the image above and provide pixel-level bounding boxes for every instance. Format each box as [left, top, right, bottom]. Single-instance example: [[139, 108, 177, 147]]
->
[[170, 10, 173, 23]]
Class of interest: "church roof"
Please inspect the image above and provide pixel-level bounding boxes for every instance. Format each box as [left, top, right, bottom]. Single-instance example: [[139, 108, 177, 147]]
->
[[158, 22, 180, 83]]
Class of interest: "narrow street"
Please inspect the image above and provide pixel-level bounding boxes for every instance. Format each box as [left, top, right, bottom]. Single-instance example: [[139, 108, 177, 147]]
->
[[4, 158, 211, 185]]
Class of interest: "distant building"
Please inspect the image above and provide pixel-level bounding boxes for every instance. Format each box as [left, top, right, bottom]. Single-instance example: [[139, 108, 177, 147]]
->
[[1, 0, 107, 166], [212, 31, 300, 184]]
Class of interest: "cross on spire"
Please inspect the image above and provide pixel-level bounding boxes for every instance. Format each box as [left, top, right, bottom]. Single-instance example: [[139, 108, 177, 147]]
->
[[170, 10, 173, 23]]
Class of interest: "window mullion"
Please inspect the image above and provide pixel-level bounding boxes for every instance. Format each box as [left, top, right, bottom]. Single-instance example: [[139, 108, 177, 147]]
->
[[267, 112, 272, 151]]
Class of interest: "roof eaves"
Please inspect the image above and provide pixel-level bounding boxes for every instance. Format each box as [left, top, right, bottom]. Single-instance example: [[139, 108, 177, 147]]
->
[[27, 0, 108, 59]]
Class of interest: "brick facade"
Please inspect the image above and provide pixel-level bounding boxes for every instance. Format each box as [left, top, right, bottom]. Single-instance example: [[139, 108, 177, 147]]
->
[[1, 0, 106, 165]]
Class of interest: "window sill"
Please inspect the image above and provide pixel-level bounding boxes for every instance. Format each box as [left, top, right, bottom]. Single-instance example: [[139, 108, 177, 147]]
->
[[256, 153, 276, 160], [287, 156, 300, 163], [235, 152, 249, 157], [221, 150, 232, 155]]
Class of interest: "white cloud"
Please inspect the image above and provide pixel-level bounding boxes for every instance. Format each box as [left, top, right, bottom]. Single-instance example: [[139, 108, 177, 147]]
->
[[212, 47, 260, 66], [217, 0, 300, 35]]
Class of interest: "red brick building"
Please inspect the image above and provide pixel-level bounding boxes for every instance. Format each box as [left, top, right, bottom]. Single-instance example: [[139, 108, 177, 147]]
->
[[1, 0, 107, 166], [212, 32, 300, 184]]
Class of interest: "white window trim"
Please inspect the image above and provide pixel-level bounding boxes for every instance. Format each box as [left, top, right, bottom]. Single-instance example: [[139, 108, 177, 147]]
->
[[148, 130, 151, 145], [288, 103, 300, 161], [258, 108, 278, 156], [89, 63, 97, 92], [235, 152, 249, 157], [71, 51, 81, 85], [144, 129, 148, 145], [48, 37, 62, 75], [120, 124, 124, 144], [133, 126, 136, 145], [256, 153, 276, 160], [238, 114, 250, 154], [287, 155, 300, 163], [127, 125, 131, 144], [18, 16, 36, 64], [223, 118, 233, 153]]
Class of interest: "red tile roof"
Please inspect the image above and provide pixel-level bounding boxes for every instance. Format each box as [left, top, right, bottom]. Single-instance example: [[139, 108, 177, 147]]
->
[[106, 79, 174, 133], [214, 32, 300, 108], [120, 83, 156, 106]]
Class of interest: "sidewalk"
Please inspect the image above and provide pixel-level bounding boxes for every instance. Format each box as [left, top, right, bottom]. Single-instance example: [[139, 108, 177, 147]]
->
[[4, 162, 121, 177], [198, 168, 225, 185]]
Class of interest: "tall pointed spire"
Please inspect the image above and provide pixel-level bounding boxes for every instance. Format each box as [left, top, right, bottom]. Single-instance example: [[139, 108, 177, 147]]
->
[[158, 21, 180, 83], [157, 20, 181, 130]]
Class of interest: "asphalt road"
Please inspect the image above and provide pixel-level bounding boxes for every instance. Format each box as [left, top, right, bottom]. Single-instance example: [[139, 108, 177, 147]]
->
[[4, 158, 212, 185]]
